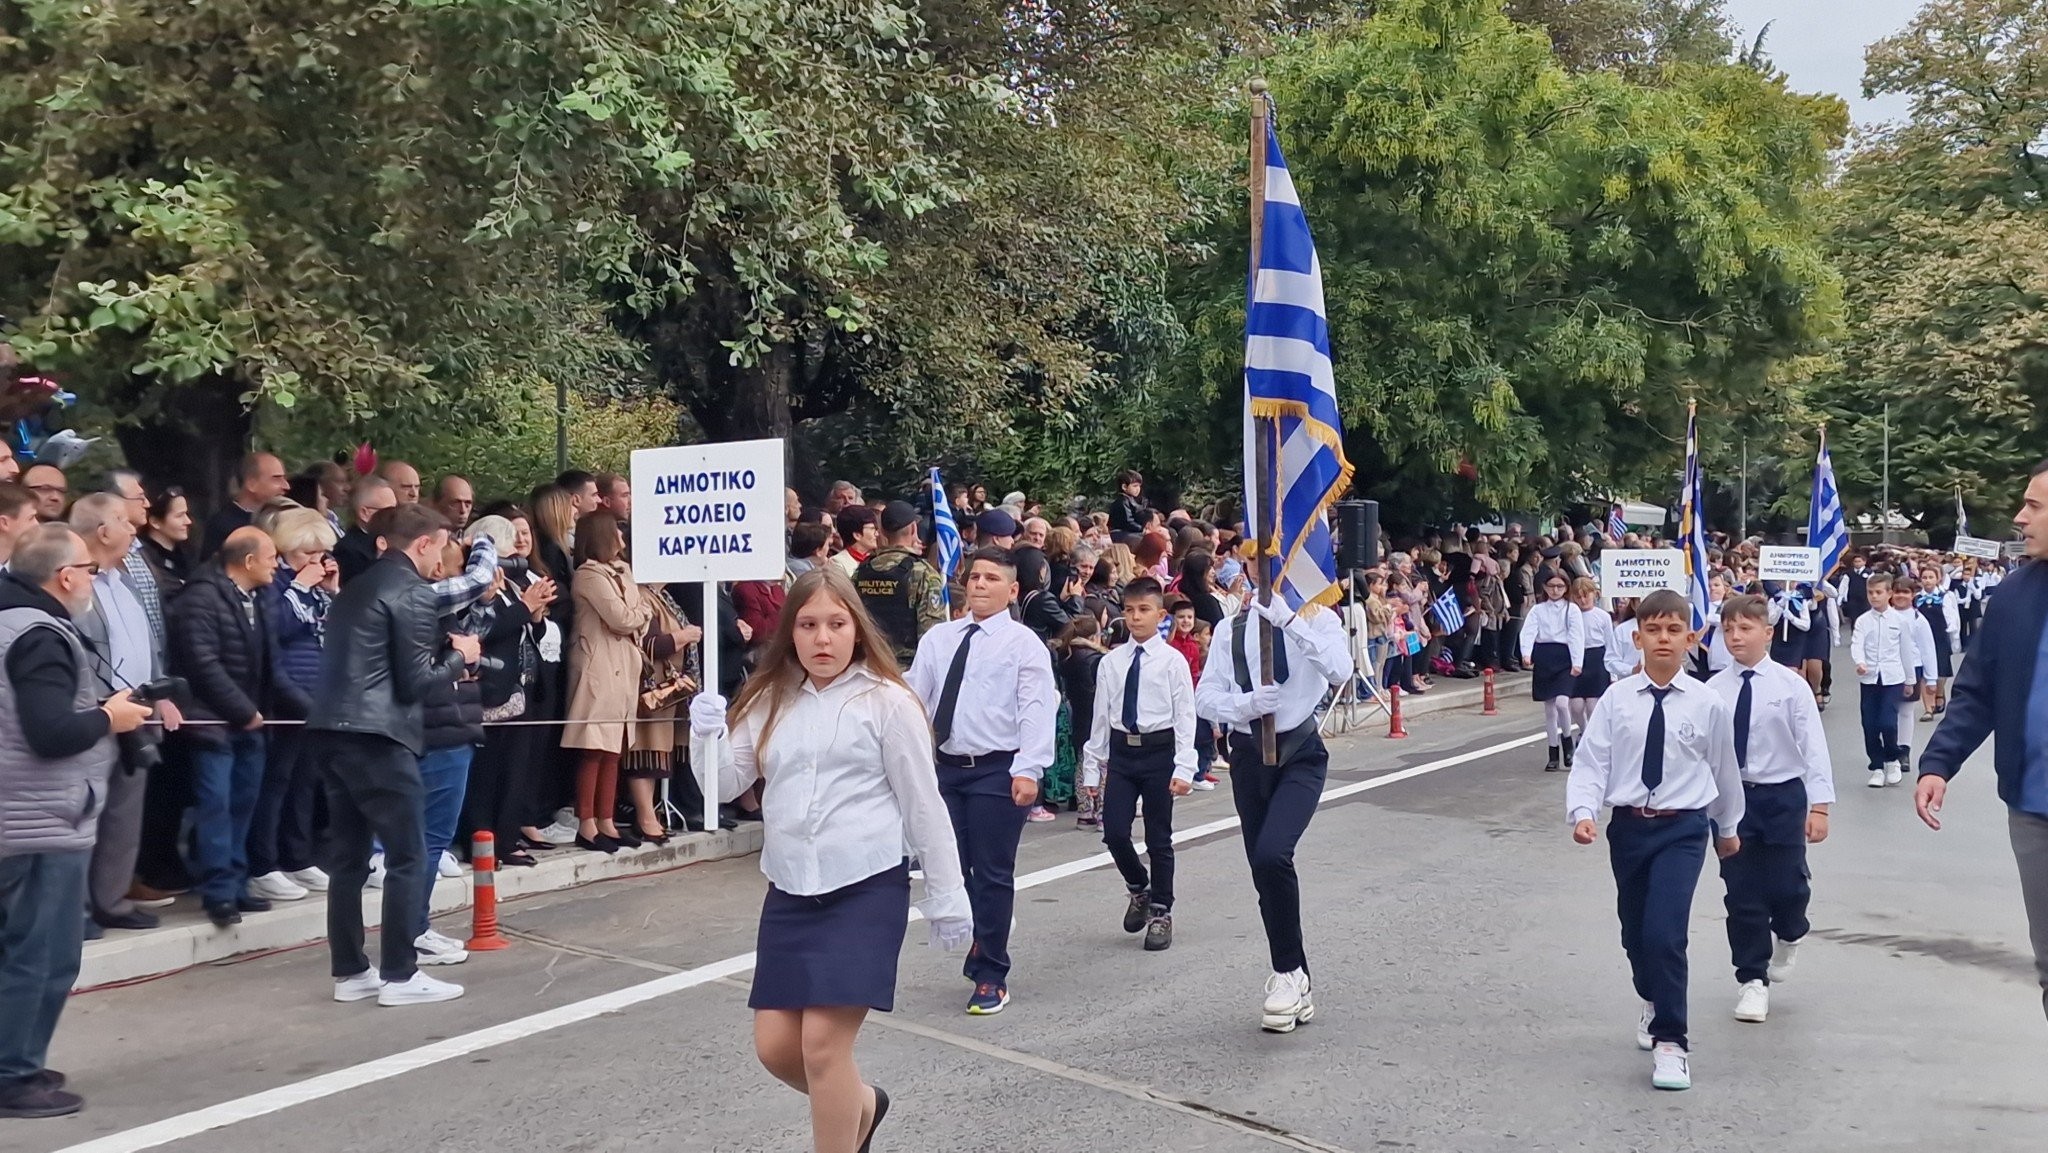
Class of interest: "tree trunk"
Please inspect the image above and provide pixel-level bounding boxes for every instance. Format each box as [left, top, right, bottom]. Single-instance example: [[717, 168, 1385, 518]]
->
[[112, 376, 251, 520]]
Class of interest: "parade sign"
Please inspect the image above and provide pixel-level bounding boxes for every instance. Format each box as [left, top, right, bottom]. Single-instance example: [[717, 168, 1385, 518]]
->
[[631, 439, 788, 585], [1953, 535, 2005, 561], [1600, 549, 1687, 600], [1757, 546, 1822, 584], [2006, 540, 2029, 559]]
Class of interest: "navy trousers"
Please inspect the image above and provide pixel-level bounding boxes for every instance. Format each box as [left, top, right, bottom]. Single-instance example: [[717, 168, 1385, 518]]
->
[[1607, 808, 1710, 1050], [1227, 725, 1329, 976], [936, 758, 1031, 987], [1859, 682, 1900, 770], [1718, 779, 1811, 986], [0, 850, 88, 1089], [1101, 743, 1177, 910]]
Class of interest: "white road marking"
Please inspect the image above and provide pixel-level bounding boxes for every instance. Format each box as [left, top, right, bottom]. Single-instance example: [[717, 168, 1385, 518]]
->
[[53, 729, 1542, 1153]]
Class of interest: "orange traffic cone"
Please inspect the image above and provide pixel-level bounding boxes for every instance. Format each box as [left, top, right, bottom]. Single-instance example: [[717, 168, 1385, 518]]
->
[[1387, 684, 1409, 739], [466, 832, 510, 951], [1483, 667, 1499, 716]]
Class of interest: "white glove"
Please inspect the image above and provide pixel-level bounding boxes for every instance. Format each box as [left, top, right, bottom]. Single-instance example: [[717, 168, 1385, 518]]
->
[[688, 692, 728, 739], [927, 915, 974, 952], [1251, 595, 1295, 628], [1247, 681, 1282, 717]]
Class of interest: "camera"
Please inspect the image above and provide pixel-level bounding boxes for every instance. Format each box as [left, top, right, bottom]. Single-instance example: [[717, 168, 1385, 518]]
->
[[133, 676, 186, 705], [500, 556, 530, 578]]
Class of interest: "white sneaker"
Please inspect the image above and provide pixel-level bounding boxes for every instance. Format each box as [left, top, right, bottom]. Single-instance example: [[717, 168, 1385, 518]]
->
[[1191, 778, 1218, 791], [378, 972, 465, 1006], [366, 854, 386, 889], [538, 820, 578, 845], [1867, 769, 1886, 789], [1209, 756, 1230, 772], [1769, 937, 1800, 983], [414, 930, 469, 966], [1734, 979, 1769, 1023], [1651, 1042, 1691, 1090], [1635, 1002, 1654, 1051], [1260, 969, 1314, 1033], [438, 851, 462, 879], [334, 969, 384, 1003], [1884, 764, 1904, 786], [286, 867, 330, 893], [247, 871, 309, 902]]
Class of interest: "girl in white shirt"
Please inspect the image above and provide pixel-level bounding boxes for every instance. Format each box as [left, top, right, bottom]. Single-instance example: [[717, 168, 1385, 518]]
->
[[1518, 567, 1585, 771], [1570, 577, 1615, 737], [690, 567, 971, 1153]]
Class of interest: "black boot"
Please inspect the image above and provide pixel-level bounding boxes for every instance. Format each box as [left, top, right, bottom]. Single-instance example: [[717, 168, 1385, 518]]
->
[[1545, 744, 1561, 773], [1562, 735, 1575, 768]]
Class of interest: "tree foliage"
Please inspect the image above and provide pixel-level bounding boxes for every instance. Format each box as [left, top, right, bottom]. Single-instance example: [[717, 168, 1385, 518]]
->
[[1811, 0, 2048, 533]]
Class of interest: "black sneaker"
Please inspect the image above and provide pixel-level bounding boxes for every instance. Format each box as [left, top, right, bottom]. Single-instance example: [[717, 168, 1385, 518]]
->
[[236, 895, 273, 914], [1562, 736, 1575, 768], [1143, 908, 1174, 951], [95, 908, 160, 932], [0, 1082, 83, 1118], [1122, 890, 1151, 934]]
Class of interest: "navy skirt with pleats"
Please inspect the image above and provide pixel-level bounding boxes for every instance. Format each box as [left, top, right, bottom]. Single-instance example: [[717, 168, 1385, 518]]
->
[[749, 862, 910, 1012]]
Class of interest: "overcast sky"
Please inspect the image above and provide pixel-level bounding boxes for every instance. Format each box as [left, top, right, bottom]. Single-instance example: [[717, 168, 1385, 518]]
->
[[1721, 0, 1926, 126]]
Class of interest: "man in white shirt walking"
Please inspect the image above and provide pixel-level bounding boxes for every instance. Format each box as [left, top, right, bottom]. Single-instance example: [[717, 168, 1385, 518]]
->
[[907, 548, 1058, 1016], [1567, 589, 1743, 1091], [1710, 594, 1833, 1026], [1196, 590, 1353, 1034], [1081, 577, 1196, 952]]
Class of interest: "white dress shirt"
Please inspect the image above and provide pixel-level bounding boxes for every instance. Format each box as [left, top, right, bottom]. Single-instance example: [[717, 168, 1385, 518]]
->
[[1580, 606, 1615, 653], [1709, 659, 1835, 803], [1906, 610, 1938, 688], [691, 666, 970, 926], [1695, 600, 1733, 672], [907, 610, 1058, 781], [1519, 599, 1586, 668], [1851, 606, 1911, 685], [1081, 634, 1197, 788], [1195, 607, 1353, 733], [1606, 619, 1641, 679], [1566, 671, 1744, 833]]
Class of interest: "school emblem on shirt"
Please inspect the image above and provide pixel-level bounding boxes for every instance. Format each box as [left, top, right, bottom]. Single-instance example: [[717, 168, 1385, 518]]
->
[[1677, 719, 1700, 744]]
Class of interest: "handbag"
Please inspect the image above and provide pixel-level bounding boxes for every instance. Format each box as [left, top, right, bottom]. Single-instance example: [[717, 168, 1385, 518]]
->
[[482, 690, 526, 723], [640, 674, 697, 715]]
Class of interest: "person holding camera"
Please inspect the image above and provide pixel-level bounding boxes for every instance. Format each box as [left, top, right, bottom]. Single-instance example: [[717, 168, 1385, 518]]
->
[[0, 524, 154, 1118], [67, 494, 183, 934]]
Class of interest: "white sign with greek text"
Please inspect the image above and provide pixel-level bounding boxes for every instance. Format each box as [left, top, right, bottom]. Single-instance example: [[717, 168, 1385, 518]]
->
[[2006, 540, 2028, 559], [1599, 549, 1687, 600], [1757, 546, 1822, 583], [1953, 535, 2005, 561], [630, 439, 788, 584]]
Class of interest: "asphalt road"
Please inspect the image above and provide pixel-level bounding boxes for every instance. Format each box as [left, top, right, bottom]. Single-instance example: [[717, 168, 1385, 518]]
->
[[5, 675, 2044, 1153]]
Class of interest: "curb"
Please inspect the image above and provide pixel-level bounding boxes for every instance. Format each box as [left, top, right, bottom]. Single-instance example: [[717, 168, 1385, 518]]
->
[[75, 823, 766, 992]]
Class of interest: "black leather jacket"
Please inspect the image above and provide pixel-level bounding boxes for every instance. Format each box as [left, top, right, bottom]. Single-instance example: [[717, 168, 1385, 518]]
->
[[306, 555, 465, 754]]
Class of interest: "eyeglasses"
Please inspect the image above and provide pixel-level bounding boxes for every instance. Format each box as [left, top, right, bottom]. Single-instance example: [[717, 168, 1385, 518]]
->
[[60, 562, 99, 576], [28, 484, 67, 497]]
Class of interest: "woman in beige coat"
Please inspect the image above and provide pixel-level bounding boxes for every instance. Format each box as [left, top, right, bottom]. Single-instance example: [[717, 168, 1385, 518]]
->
[[563, 511, 652, 853]]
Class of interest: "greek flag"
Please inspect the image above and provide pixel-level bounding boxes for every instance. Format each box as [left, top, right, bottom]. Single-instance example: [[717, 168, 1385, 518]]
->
[[1679, 405, 1710, 631], [1428, 586, 1465, 634], [1607, 503, 1627, 542], [1810, 433, 1848, 578], [1955, 483, 1970, 539], [929, 467, 961, 604], [1243, 115, 1354, 610]]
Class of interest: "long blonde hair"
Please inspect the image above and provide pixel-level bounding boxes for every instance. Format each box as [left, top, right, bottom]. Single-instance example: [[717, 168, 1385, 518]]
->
[[729, 567, 919, 760], [1100, 543, 1139, 587]]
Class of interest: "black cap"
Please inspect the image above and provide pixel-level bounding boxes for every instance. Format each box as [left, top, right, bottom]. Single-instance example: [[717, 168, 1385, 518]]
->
[[881, 500, 919, 534]]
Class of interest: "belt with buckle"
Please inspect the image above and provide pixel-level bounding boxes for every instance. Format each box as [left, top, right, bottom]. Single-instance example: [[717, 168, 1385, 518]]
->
[[936, 749, 1017, 770], [1118, 729, 1175, 750], [1617, 805, 1700, 819]]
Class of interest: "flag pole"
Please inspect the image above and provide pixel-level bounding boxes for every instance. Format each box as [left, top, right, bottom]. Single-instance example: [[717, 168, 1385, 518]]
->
[[1249, 78, 1278, 766]]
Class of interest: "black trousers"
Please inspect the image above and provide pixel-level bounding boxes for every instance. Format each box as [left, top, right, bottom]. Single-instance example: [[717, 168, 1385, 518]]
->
[[1101, 743, 1177, 910], [308, 730, 428, 983], [248, 726, 323, 877], [1608, 809, 1710, 1050], [1227, 724, 1328, 975], [134, 742, 194, 891], [1719, 779, 1811, 985], [936, 757, 1030, 987]]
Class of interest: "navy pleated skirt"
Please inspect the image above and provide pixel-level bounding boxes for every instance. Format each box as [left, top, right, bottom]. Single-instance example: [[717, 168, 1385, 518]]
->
[[750, 862, 910, 1012], [1530, 641, 1575, 700], [1573, 648, 1611, 698]]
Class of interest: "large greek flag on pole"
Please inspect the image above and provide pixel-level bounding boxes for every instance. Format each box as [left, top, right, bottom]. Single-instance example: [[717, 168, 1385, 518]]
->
[[1809, 434, 1848, 578], [1244, 123, 1353, 610], [1679, 405, 1710, 631], [929, 467, 961, 604]]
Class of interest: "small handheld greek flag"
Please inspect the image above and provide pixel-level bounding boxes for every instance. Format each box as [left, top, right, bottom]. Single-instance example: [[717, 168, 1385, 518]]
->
[[1429, 587, 1466, 634], [929, 467, 961, 604], [1607, 503, 1627, 542]]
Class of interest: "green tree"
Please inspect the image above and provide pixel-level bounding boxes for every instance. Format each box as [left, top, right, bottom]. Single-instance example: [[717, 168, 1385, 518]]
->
[[1158, 0, 1841, 526]]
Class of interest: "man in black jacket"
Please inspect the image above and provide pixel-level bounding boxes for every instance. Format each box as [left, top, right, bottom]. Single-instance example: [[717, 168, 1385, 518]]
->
[[166, 526, 308, 926], [334, 475, 397, 585], [305, 504, 477, 1007]]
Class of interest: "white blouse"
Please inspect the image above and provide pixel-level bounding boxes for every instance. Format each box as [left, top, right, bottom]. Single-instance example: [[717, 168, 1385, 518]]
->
[[693, 665, 969, 926], [1519, 599, 1586, 668]]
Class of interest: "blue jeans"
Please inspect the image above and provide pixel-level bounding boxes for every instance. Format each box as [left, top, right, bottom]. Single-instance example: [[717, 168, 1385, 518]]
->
[[191, 731, 269, 906], [416, 746, 474, 937], [0, 850, 89, 1088]]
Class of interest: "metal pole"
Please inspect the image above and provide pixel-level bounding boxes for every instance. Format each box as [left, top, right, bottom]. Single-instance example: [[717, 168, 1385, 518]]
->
[[555, 376, 569, 475], [1248, 79, 1278, 766], [1739, 436, 1748, 541], [1882, 402, 1891, 544]]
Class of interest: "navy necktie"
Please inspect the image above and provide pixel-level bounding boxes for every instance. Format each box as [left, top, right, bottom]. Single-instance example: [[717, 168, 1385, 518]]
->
[[1643, 686, 1673, 793], [932, 622, 981, 747], [1734, 670, 1755, 770], [1122, 645, 1144, 733]]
